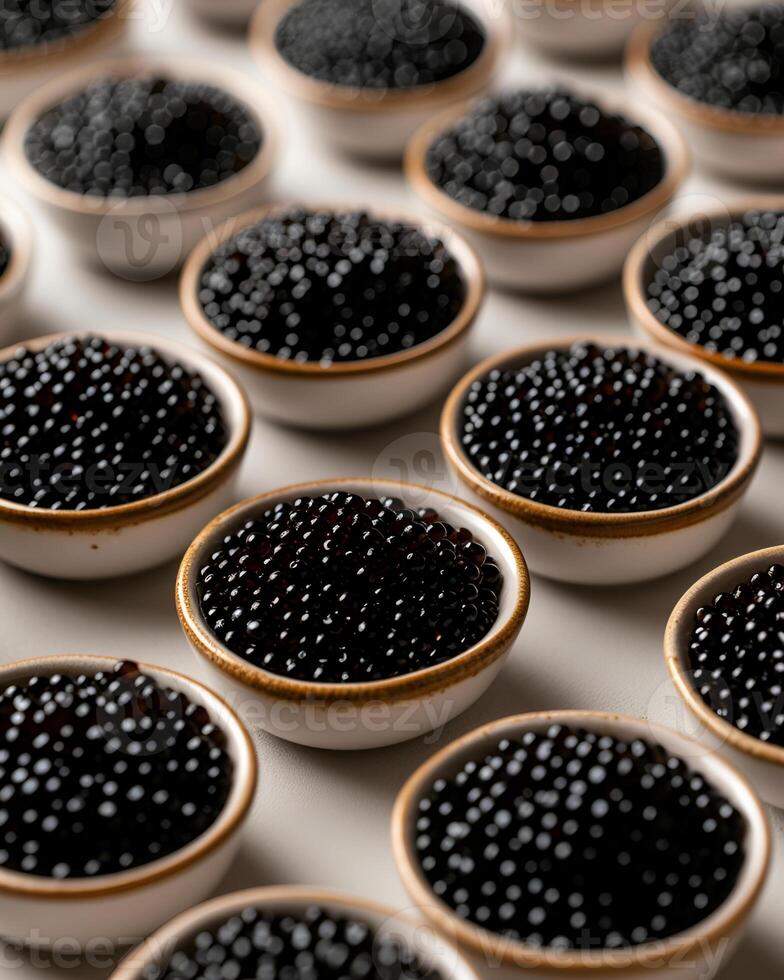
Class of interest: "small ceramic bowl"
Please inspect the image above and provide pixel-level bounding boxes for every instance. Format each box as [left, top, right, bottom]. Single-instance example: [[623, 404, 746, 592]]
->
[[626, 20, 784, 184], [0, 0, 129, 119], [176, 478, 530, 750], [405, 89, 689, 292], [440, 335, 762, 585], [392, 709, 771, 980], [0, 194, 33, 343], [624, 200, 784, 438], [665, 545, 784, 810], [248, 0, 510, 161], [0, 329, 251, 580], [0, 654, 257, 948], [3, 56, 281, 280], [180, 201, 484, 429], [186, 0, 258, 28], [110, 886, 480, 980]]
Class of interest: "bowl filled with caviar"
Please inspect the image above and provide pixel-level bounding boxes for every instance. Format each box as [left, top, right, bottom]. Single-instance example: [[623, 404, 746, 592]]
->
[[0, 0, 129, 119], [3, 55, 281, 280], [0, 654, 256, 948], [441, 336, 762, 585], [405, 85, 688, 292], [0, 330, 250, 579], [627, 5, 784, 183], [111, 886, 480, 980], [665, 545, 784, 809], [625, 201, 784, 438], [249, 0, 509, 160], [0, 194, 33, 342], [176, 478, 530, 750], [392, 710, 771, 980], [180, 202, 484, 429]]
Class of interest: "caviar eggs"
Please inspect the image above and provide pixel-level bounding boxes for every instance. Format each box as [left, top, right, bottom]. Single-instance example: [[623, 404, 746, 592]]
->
[[24, 75, 261, 198], [143, 905, 443, 980], [414, 724, 746, 949], [425, 89, 664, 222], [0, 336, 227, 511], [197, 491, 502, 683], [0, 661, 233, 879], [647, 210, 784, 365], [460, 342, 739, 513], [198, 208, 467, 365], [689, 563, 784, 747], [0, 0, 117, 52], [275, 0, 485, 91]]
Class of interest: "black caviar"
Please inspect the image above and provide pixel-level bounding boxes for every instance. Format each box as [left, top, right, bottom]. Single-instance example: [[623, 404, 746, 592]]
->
[[415, 724, 746, 949], [689, 563, 784, 747], [142, 905, 442, 980], [647, 211, 784, 365], [198, 208, 467, 364], [0, 0, 117, 52], [275, 0, 485, 90], [425, 89, 664, 222], [0, 336, 227, 511], [197, 492, 502, 683], [461, 342, 739, 513], [24, 76, 261, 198], [0, 661, 233, 879], [650, 6, 784, 115]]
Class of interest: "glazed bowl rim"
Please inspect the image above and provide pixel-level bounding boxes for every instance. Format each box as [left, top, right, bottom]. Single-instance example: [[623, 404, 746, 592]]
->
[[0, 194, 33, 305], [176, 476, 530, 704], [0, 653, 257, 900]]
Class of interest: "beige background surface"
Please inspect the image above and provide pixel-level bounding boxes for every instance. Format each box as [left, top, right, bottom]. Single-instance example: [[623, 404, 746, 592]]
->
[[0, 2, 781, 976]]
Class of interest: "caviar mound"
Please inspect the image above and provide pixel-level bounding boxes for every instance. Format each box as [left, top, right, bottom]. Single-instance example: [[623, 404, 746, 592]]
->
[[647, 211, 784, 366], [275, 0, 486, 91], [142, 905, 443, 980], [24, 76, 262, 198], [197, 491, 503, 683], [0, 0, 118, 54], [414, 724, 747, 950], [198, 208, 468, 365], [689, 563, 784, 748], [460, 342, 740, 513], [425, 89, 665, 223], [650, 6, 784, 116], [0, 336, 227, 511], [0, 660, 233, 880]]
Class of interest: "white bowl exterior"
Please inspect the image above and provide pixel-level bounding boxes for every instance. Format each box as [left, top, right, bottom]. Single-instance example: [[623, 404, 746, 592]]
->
[[518, 3, 650, 58]]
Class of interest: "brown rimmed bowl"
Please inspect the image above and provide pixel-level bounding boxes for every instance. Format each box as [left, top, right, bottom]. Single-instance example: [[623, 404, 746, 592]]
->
[[3, 55, 281, 280], [665, 545, 784, 809], [440, 335, 762, 585], [110, 886, 481, 980], [624, 199, 784, 438], [176, 477, 530, 750], [248, 0, 510, 161], [392, 709, 772, 980], [405, 87, 688, 292], [0, 329, 251, 580], [0, 653, 257, 948], [626, 19, 784, 184], [179, 201, 485, 430], [0, 193, 33, 343]]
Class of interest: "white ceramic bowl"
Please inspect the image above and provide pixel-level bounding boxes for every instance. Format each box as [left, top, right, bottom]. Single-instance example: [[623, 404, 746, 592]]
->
[[176, 478, 530, 750], [392, 710, 772, 980], [0, 0, 129, 119], [180, 201, 484, 430], [624, 200, 784, 439], [405, 88, 689, 293], [186, 0, 258, 28], [0, 654, 257, 949], [626, 20, 784, 184], [665, 545, 784, 810], [110, 886, 481, 980], [0, 330, 251, 580], [249, 0, 510, 161], [440, 335, 762, 585], [3, 56, 281, 281], [0, 194, 33, 344]]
